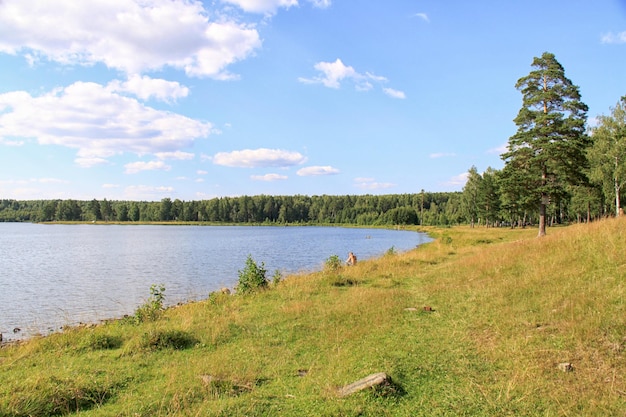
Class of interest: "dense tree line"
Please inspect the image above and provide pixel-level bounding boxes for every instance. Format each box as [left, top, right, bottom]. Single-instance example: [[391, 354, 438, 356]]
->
[[0, 193, 465, 226]]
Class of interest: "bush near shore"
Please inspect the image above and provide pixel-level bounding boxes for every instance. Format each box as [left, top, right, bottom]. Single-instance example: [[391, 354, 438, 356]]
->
[[1, 219, 625, 416]]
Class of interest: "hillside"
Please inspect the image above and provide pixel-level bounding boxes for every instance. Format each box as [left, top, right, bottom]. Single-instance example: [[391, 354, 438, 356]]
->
[[1, 219, 625, 416]]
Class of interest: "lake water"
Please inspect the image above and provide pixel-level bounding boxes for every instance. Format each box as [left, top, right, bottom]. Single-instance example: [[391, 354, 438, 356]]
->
[[0, 223, 432, 341]]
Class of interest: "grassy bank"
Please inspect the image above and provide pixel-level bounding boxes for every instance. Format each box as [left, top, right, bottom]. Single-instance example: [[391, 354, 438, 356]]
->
[[1, 219, 625, 416]]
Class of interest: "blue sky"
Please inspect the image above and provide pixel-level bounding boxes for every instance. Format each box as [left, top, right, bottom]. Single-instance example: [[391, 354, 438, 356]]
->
[[0, 0, 625, 201]]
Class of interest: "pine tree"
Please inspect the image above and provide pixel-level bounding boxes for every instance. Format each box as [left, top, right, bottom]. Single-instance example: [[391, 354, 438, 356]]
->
[[502, 52, 589, 236]]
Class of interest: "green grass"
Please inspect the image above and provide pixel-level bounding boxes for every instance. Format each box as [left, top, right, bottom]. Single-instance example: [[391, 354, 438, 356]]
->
[[2, 219, 626, 416]]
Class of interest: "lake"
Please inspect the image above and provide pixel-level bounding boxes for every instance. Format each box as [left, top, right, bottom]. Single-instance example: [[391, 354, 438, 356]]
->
[[0, 223, 432, 341]]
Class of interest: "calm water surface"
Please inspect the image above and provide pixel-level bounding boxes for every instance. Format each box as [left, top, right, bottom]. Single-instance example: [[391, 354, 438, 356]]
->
[[0, 223, 432, 340]]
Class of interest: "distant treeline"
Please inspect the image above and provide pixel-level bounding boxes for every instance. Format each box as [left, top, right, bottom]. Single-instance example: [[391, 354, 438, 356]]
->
[[0, 193, 465, 226]]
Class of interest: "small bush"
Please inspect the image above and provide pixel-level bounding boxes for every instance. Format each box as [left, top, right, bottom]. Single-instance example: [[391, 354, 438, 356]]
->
[[386, 246, 397, 256], [142, 329, 198, 350], [133, 284, 166, 323], [324, 254, 342, 272], [235, 255, 268, 295], [81, 333, 123, 351]]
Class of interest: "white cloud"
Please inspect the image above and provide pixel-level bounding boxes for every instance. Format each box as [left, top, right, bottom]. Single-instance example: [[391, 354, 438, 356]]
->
[[429, 152, 456, 159], [299, 59, 358, 89], [299, 58, 402, 97], [222, 0, 298, 14], [297, 165, 339, 176], [108, 76, 189, 103], [383, 88, 406, 99], [601, 31, 626, 44], [251, 173, 288, 181], [309, 0, 331, 8], [443, 172, 469, 187], [197, 170, 209, 175], [124, 160, 171, 174], [213, 148, 307, 168], [155, 151, 195, 160], [221, 0, 330, 14], [0, 0, 261, 79], [413, 13, 430, 23], [353, 177, 395, 190], [0, 82, 213, 166], [102, 183, 120, 189]]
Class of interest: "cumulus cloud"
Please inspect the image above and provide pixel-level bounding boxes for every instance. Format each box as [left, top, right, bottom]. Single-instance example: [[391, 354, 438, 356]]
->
[[296, 165, 339, 176], [251, 173, 288, 181], [102, 183, 120, 188], [108, 76, 189, 103], [0, 82, 213, 167], [124, 160, 172, 174], [213, 148, 307, 168], [299, 58, 404, 97], [353, 177, 395, 190], [601, 31, 626, 44], [222, 0, 330, 14], [0, 0, 261, 79]]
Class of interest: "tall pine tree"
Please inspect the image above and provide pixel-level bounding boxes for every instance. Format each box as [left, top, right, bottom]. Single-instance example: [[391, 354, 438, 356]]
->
[[502, 52, 589, 236]]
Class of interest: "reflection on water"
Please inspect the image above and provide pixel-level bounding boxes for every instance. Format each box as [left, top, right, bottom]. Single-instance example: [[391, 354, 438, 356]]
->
[[0, 223, 431, 340]]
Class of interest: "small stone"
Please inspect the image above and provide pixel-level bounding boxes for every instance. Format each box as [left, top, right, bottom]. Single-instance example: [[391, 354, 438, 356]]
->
[[557, 362, 573, 372], [338, 372, 390, 397], [403, 307, 418, 311]]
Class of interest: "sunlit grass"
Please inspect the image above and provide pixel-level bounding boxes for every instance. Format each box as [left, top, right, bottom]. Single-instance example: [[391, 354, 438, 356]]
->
[[1, 220, 625, 415]]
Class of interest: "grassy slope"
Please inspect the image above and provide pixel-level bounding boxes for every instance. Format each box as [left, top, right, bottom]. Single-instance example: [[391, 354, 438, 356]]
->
[[1, 219, 625, 416]]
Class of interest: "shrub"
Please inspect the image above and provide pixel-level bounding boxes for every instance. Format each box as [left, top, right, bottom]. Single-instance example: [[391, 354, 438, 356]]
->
[[81, 333, 123, 351], [133, 284, 166, 323], [142, 329, 198, 350], [324, 254, 342, 272], [235, 255, 268, 295]]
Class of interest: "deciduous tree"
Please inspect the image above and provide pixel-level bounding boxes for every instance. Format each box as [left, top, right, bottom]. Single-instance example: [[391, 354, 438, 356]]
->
[[588, 96, 626, 217]]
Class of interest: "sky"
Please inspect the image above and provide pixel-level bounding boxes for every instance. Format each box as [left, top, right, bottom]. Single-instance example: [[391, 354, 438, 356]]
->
[[0, 0, 625, 201]]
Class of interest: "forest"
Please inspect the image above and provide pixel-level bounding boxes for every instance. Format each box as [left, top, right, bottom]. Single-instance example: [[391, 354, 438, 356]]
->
[[1, 53, 624, 230]]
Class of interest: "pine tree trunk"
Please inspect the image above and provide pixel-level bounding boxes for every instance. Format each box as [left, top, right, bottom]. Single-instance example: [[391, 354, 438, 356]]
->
[[538, 198, 547, 237]]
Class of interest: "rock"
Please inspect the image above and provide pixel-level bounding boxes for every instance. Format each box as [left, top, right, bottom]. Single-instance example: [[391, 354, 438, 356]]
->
[[338, 372, 390, 397], [557, 362, 573, 372], [220, 287, 231, 295]]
